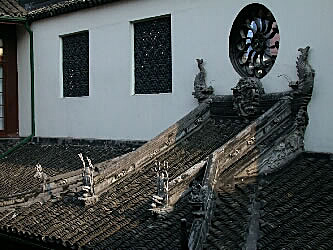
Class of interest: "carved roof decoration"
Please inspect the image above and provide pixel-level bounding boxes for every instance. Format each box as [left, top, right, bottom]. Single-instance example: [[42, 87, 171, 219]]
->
[[0, 0, 27, 18], [192, 59, 214, 103]]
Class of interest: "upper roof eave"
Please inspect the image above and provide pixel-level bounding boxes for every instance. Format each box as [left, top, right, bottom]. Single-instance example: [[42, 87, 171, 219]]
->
[[0, 16, 27, 23], [27, 0, 120, 21], [0, 0, 27, 21]]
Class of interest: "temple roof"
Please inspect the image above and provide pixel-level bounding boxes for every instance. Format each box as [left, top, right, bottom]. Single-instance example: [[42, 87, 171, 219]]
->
[[0, 118, 244, 248], [0, 139, 142, 198], [1, 141, 332, 249], [27, 0, 119, 20], [0, 0, 27, 18], [204, 152, 333, 249], [0, 71, 327, 248], [1, 0, 120, 21]]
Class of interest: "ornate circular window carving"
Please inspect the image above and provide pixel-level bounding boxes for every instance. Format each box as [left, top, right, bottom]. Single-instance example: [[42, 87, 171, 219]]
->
[[229, 4, 280, 78]]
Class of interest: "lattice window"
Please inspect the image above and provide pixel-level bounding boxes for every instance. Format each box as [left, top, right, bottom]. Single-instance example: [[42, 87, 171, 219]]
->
[[0, 39, 4, 130], [229, 4, 280, 78], [134, 15, 172, 94], [62, 31, 89, 97]]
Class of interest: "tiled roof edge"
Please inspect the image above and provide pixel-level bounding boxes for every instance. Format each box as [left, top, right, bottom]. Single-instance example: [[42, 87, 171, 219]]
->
[[0, 0, 27, 19], [32, 136, 146, 147], [0, 225, 78, 249], [27, 0, 120, 21]]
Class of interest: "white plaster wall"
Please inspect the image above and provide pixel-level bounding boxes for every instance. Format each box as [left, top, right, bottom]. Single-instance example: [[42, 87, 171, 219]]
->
[[17, 0, 333, 150], [17, 25, 31, 137]]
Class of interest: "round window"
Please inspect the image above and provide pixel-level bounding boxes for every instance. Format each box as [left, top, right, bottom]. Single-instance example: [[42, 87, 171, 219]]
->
[[229, 4, 280, 78]]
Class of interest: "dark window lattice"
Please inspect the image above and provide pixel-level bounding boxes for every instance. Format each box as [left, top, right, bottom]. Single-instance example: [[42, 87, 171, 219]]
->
[[63, 31, 89, 97], [229, 4, 280, 78], [134, 16, 172, 94]]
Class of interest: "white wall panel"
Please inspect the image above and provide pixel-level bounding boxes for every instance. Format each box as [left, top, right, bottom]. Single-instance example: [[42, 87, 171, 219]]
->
[[15, 0, 333, 152]]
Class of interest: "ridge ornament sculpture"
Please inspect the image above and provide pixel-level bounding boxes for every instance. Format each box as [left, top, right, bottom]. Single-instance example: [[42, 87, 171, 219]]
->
[[284, 46, 315, 133], [34, 163, 48, 192], [150, 161, 172, 216], [153, 161, 169, 207], [257, 46, 315, 174], [192, 59, 214, 103], [189, 180, 206, 217], [289, 46, 315, 97], [290, 46, 315, 144], [78, 153, 98, 205], [232, 77, 265, 119]]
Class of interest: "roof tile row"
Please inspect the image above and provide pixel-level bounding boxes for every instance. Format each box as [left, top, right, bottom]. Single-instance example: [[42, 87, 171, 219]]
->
[[204, 153, 333, 249], [0, 0, 26, 18], [0, 118, 247, 248], [0, 141, 140, 197]]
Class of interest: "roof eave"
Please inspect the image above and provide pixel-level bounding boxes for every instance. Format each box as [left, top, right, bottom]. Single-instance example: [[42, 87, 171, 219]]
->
[[0, 16, 27, 24], [27, 0, 120, 21]]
